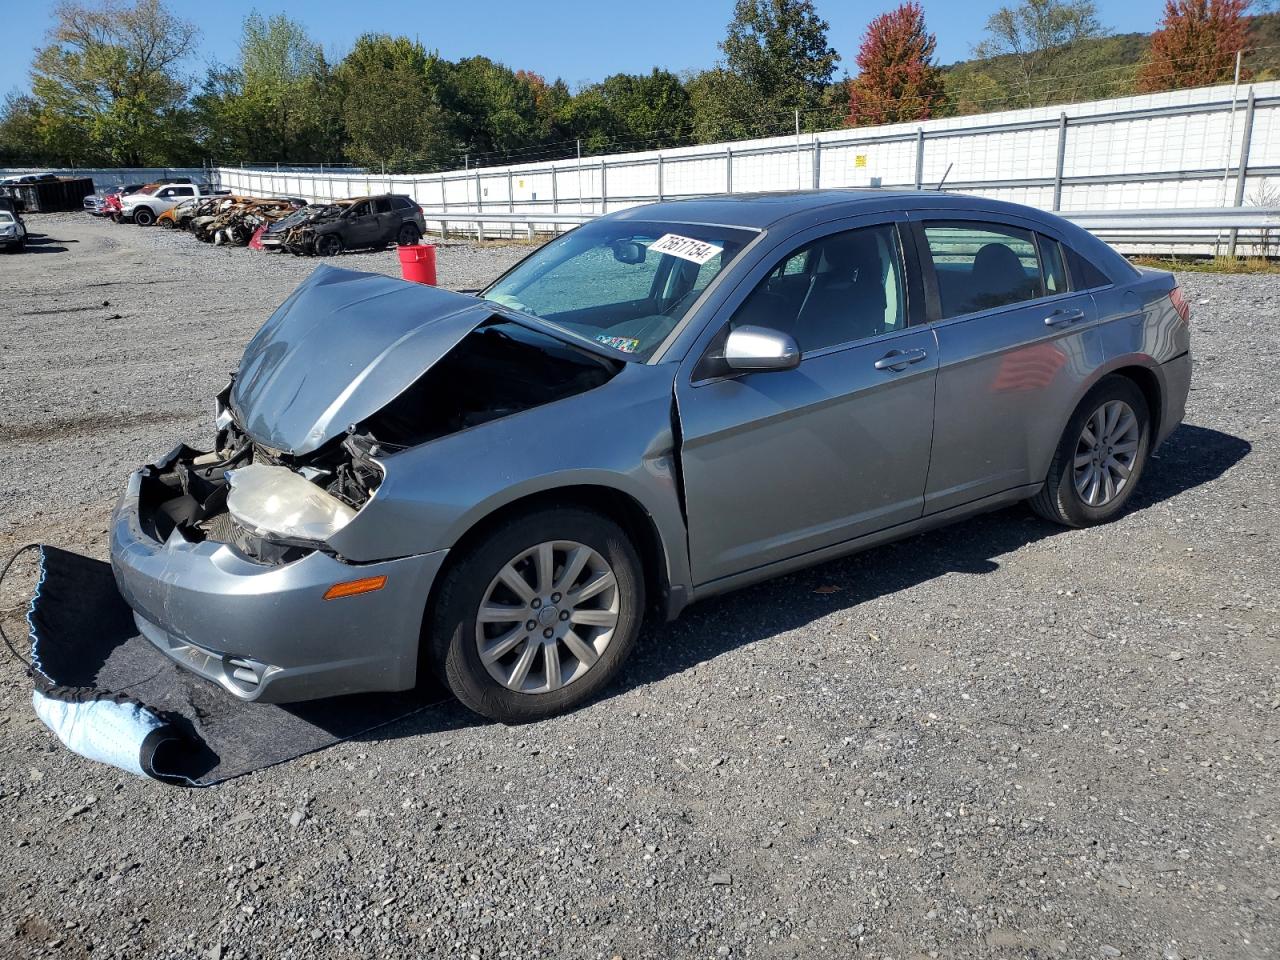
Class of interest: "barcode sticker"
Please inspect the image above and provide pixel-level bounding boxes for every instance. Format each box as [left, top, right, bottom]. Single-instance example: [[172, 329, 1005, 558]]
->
[[650, 233, 723, 265]]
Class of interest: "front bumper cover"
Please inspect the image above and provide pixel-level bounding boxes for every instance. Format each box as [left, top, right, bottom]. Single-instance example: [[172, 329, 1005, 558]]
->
[[109, 453, 447, 703]]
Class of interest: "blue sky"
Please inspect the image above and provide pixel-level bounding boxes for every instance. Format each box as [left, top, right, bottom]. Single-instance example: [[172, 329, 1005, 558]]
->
[[2, 0, 1171, 97]]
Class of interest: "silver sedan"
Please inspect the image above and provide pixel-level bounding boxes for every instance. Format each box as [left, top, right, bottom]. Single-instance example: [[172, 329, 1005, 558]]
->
[[110, 190, 1192, 722]]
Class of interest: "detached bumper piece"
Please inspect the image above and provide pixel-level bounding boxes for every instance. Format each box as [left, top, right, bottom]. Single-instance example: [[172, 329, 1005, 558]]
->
[[21, 546, 440, 786]]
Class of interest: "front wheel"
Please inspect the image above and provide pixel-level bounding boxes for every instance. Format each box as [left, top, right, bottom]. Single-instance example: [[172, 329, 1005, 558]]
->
[[425, 507, 645, 723], [133, 207, 155, 226], [1030, 375, 1151, 527], [313, 233, 342, 257]]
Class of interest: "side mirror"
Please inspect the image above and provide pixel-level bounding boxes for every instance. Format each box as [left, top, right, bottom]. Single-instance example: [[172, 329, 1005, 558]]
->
[[724, 325, 800, 372]]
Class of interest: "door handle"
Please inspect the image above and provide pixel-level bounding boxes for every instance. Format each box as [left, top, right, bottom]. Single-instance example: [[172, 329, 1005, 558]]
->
[[1044, 308, 1085, 327], [874, 348, 928, 371]]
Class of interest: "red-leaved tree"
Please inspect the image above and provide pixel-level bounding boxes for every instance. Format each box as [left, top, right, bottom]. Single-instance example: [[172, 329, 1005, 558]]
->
[[1137, 0, 1251, 93], [847, 3, 945, 126]]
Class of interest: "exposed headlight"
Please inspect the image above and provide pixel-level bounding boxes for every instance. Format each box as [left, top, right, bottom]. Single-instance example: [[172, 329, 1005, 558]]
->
[[226, 463, 355, 544]]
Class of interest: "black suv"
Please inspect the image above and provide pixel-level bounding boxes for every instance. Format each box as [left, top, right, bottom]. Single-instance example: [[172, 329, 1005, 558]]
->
[[310, 194, 425, 256]]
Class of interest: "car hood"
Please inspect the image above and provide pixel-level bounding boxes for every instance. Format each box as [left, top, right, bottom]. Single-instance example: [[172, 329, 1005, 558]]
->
[[230, 265, 493, 455]]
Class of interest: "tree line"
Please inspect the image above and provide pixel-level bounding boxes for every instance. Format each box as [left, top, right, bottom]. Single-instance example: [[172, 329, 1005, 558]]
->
[[0, 0, 1264, 171]]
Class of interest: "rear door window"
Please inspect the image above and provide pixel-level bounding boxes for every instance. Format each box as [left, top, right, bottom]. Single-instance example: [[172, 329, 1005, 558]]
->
[[923, 222, 1047, 318], [374, 197, 393, 214]]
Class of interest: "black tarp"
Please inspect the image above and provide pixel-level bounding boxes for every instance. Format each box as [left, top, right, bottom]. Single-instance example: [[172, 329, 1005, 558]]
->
[[22, 545, 442, 786]]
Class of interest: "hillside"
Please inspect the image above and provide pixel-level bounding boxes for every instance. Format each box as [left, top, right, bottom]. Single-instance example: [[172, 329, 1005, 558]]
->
[[935, 12, 1280, 115]]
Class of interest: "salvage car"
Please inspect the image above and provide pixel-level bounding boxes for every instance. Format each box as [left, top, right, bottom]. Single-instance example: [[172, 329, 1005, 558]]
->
[[110, 191, 1192, 723], [0, 209, 26, 251], [276, 194, 425, 255]]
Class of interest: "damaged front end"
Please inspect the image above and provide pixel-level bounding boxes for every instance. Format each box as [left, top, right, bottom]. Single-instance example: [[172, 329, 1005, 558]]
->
[[128, 264, 625, 570], [111, 265, 628, 701], [130, 403, 385, 567]]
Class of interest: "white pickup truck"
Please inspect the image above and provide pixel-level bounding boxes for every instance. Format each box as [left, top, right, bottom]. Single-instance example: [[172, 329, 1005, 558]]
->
[[119, 182, 226, 226]]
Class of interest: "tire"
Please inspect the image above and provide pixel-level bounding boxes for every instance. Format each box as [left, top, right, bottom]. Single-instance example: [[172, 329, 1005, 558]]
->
[[314, 233, 342, 257], [1030, 375, 1151, 527], [158, 217, 173, 229], [133, 207, 155, 226], [425, 506, 645, 724], [397, 223, 421, 245]]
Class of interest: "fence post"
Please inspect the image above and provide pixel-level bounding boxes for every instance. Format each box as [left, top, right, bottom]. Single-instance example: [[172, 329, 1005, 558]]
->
[[812, 139, 821, 189], [657, 153, 664, 202], [551, 164, 559, 213], [726, 147, 733, 194], [1053, 112, 1068, 211], [1227, 88, 1257, 258], [600, 160, 608, 213], [914, 128, 925, 189], [439, 175, 449, 240]]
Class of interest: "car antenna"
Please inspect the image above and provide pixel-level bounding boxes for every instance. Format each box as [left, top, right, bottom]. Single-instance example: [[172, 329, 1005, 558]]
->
[[935, 163, 953, 191]]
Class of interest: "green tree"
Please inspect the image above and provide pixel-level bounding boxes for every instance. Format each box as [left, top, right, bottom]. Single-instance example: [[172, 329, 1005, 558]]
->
[[28, 0, 198, 164], [336, 35, 456, 172], [192, 13, 340, 164], [0, 94, 45, 163], [974, 0, 1110, 107], [568, 69, 693, 151], [693, 0, 839, 141]]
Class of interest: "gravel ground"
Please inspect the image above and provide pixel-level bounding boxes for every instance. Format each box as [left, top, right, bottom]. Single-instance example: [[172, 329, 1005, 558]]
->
[[0, 213, 1277, 960]]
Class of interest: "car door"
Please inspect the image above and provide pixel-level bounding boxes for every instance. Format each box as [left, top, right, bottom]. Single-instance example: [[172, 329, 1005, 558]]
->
[[370, 197, 399, 242], [911, 216, 1100, 514], [343, 201, 380, 246], [675, 217, 940, 586]]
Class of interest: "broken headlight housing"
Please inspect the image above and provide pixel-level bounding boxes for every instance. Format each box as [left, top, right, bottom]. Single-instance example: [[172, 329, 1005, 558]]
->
[[226, 463, 355, 545]]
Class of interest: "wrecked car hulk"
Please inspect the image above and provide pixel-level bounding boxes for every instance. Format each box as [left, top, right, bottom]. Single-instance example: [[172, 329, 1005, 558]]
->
[[110, 192, 1192, 723], [271, 194, 425, 256]]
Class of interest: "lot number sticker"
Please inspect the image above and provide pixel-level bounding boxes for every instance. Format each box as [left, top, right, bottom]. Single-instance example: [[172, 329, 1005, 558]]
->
[[650, 233, 724, 265]]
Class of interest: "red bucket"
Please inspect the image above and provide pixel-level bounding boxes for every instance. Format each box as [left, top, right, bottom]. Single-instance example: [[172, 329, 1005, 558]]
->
[[397, 242, 437, 285]]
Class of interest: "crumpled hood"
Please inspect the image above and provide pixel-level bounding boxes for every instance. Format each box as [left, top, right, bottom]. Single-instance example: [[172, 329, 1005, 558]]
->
[[231, 265, 492, 455]]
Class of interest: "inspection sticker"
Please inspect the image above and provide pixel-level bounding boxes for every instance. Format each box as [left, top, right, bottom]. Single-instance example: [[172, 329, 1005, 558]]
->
[[650, 233, 723, 265], [596, 335, 642, 353]]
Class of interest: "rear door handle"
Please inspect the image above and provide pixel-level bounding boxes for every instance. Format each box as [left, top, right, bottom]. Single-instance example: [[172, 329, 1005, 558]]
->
[[874, 348, 928, 371], [1044, 308, 1086, 327]]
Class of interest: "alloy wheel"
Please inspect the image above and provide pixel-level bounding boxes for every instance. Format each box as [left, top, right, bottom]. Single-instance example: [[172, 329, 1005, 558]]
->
[[1073, 399, 1140, 507], [475, 540, 619, 694]]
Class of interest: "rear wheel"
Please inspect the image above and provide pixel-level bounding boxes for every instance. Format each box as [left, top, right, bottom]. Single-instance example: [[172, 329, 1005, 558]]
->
[[1030, 375, 1151, 527], [313, 233, 342, 257], [425, 507, 645, 723], [397, 223, 421, 245], [133, 207, 155, 226]]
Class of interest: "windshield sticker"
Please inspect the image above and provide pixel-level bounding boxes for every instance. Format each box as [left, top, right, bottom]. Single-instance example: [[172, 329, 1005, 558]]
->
[[650, 233, 724, 265], [595, 335, 641, 353]]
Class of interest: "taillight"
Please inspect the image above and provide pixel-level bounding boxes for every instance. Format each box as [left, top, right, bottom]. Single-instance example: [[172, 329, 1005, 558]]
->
[[1169, 285, 1191, 324]]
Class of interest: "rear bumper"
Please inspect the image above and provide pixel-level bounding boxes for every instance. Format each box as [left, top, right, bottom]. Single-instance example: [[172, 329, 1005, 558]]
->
[[1157, 351, 1192, 448], [109, 455, 448, 703]]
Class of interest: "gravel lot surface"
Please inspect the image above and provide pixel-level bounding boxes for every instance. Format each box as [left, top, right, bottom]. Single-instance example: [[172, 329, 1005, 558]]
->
[[0, 213, 1276, 960]]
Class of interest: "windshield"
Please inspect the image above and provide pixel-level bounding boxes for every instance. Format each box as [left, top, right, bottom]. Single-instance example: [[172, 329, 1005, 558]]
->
[[482, 219, 756, 360]]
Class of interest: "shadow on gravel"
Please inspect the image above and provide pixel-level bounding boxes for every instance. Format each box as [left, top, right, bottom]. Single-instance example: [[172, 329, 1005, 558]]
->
[[617, 422, 1251, 691], [19, 233, 75, 254], [351, 423, 1250, 738]]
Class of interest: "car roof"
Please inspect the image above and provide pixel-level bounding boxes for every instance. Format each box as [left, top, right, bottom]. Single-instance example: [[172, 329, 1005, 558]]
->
[[606, 189, 1065, 231]]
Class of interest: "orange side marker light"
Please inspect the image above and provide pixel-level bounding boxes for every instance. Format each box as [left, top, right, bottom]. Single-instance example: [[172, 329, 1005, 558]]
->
[[323, 575, 388, 600]]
